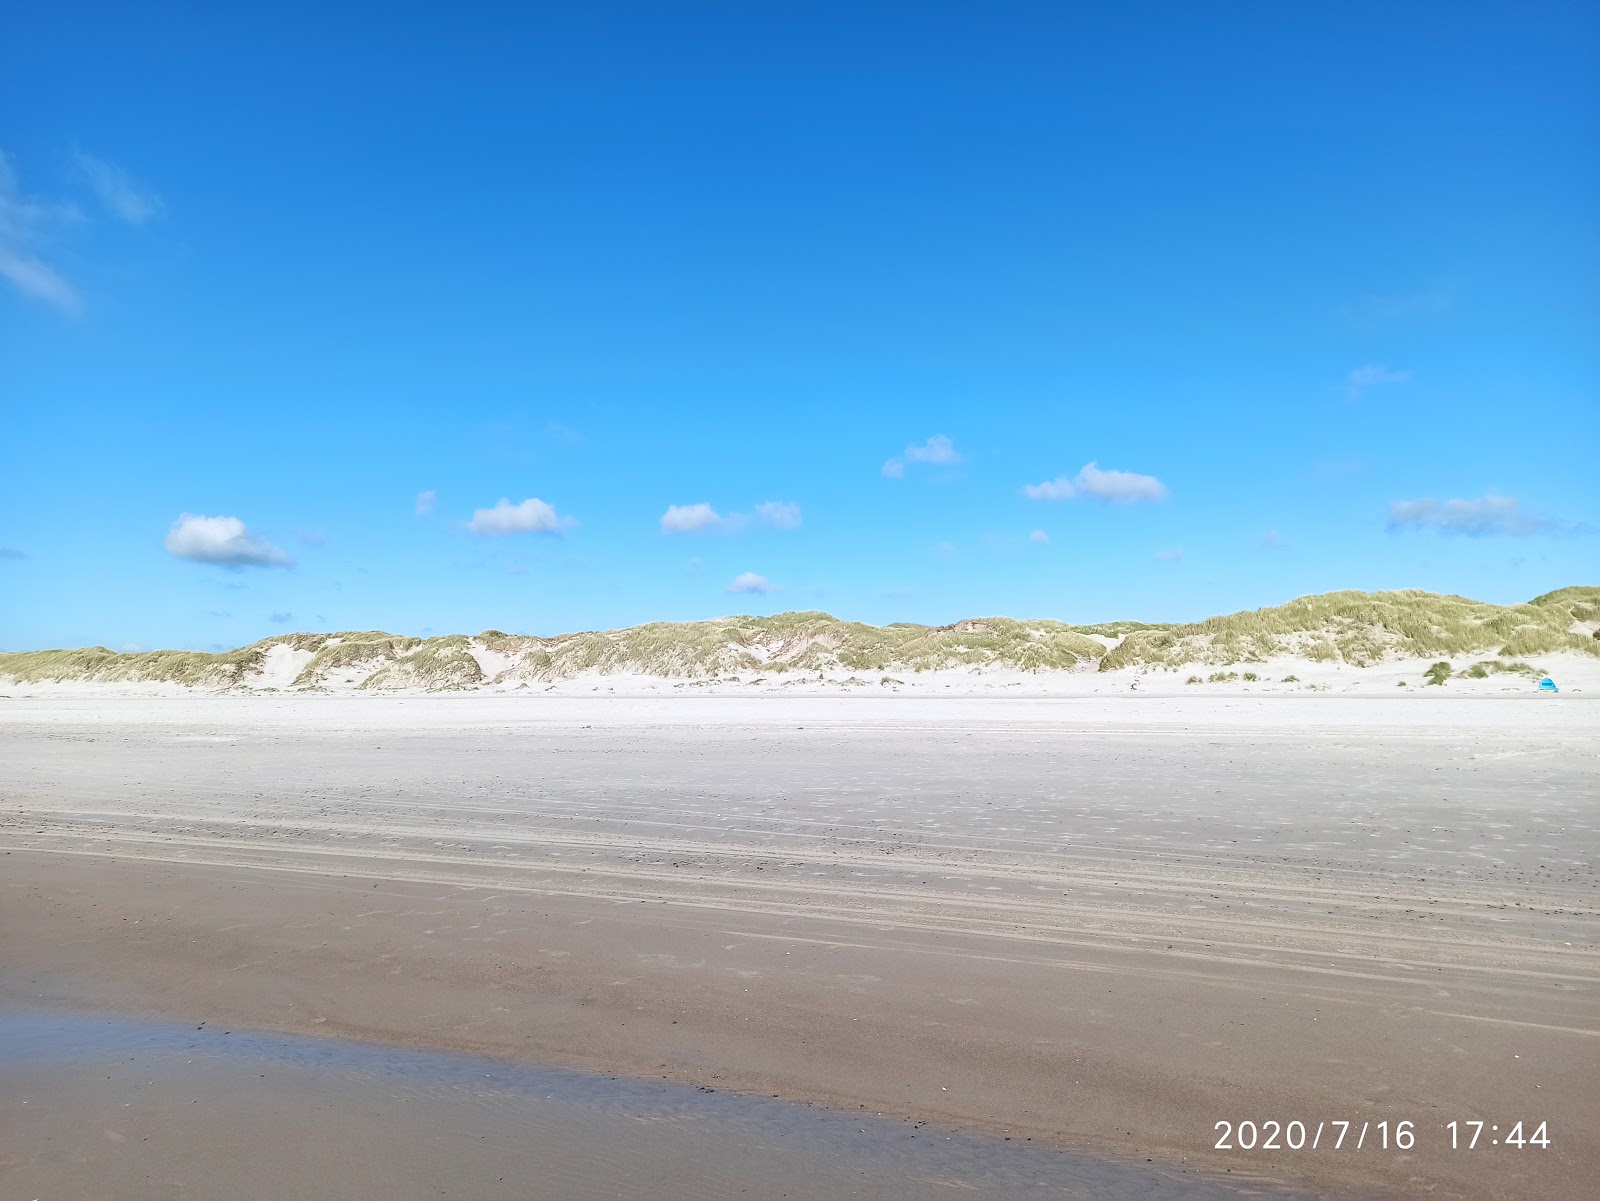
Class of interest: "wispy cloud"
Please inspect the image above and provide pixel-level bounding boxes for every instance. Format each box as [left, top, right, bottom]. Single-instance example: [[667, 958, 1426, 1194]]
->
[[1341, 288, 1452, 325], [0, 546, 25, 560], [1024, 462, 1167, 504], [756, 500, 802, 530], [72, 151, 163, 225], [1154, 548, 1184, 562], [1387, 492, 1576, 537], [1028, 529, 1049, 544], [268, 611, 294, 624], [467, 497, 574, 535], [0, 152, 81, 314], [883, 434, 960, 479], [415, 490, 436, 516], [165, 514, 293, 568], [545, 422, 585, 446], [1260, 529, 1285, 550], [1345, 363, 1411, 400], [728, 571, 774, 594]]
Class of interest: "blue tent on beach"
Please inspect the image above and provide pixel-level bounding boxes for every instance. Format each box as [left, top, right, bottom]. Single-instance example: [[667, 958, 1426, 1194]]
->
[[1538, 677, 1558, 693]]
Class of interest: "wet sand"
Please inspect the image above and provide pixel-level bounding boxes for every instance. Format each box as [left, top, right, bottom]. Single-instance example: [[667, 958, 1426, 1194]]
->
[[2, 695, 1596, 1198], [3, 1010, 1306, 1199]]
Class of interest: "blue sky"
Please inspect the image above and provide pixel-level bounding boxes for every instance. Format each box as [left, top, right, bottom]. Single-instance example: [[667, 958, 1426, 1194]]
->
[[2, 2, 1596, 650]]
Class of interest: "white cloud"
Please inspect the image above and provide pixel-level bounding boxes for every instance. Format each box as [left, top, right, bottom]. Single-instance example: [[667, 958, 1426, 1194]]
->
[[72, 151, 163, 225], [467, 497, 573, 535], [756, 500, 802, 530], [1024, 462, 1167, 504], [0, 152, 81, 314], [1345, 363, 1411, 399], [660, 503, 726, 534], [1154, 548, 1184, 562], [1387, 492, 1563, 537], [883, 434, 959, 479], [1260, 529, 1285, 550], [1028, 529, 1049, 544], [728, 571, 774, 594], [165, 514, 293, 568], [905, 434, 959, 465], [415, 490, 436, 516]]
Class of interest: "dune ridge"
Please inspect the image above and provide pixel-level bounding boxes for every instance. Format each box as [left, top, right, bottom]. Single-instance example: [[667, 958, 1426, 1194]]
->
[[3, 585, 1596, 694]]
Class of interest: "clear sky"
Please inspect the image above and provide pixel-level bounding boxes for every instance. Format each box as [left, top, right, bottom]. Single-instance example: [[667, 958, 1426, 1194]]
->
[[2, 2, 1596, 651]]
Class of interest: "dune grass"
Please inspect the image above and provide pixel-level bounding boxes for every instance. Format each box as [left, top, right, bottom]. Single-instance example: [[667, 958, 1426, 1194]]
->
[[1098, 587, 1600, 671], [2, 586, 1593, 690]]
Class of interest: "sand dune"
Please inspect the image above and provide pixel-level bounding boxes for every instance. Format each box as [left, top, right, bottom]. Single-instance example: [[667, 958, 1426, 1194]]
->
[[3, 586, 1596, 696]]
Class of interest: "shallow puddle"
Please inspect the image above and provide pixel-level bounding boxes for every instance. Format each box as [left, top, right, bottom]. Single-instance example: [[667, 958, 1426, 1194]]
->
[[2, 1009, 1307, 1199]]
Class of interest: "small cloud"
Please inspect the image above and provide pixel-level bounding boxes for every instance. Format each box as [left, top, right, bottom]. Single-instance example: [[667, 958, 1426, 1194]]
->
[[660, 502, 728, 534], [297, 529, 328, 548], [1309, 456, 1370, 480], [0, 152, 82, 314], [165, 513, 293, 568], [204, 610, 231, 618], [72, 151, 163, 225], [728, 571, 774, 594], [931, 540, 958, 558], [467, 497, 573, 535], [1260, 529, 1285, 550], [686, 556, 704, 571], [1028, 529, 1049, 544], [905, 434, 959, 465], [1387, 492, 1572, 537], [506, 563, 528, 576], [268, 611, 294, 624], [884, 434, 959, 479], [756, 500, 802, 530], [120, 642, 149, 653], [1024, 462, 1167, 504], [1341, 288, 1452, 324], [0, 546, 25, 559], [415, 490, 436, 516], [1154, 548, 1184, 562], [1344, 363, 1411, 399], [545, 422, 585, 446]]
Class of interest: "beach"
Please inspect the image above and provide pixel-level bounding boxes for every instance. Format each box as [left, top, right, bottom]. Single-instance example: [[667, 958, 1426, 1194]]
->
[[3, 693, 1595, 1198]]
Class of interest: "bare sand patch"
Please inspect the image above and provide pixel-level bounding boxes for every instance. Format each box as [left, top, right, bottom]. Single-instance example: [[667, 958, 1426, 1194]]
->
[[2, 694, 1595, 1198]]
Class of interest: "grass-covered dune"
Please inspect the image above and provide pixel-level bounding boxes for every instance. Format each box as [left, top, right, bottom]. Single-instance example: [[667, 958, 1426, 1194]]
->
[[2, 587, 1595, 692], [1098, 586, 1600, 671]]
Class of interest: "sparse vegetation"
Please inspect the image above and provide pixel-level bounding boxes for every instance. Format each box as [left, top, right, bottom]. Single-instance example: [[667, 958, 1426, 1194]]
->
[[1424, 661, 1453, 686], [1098, 587, 1600, 671], [1, 586, 1593, 692]]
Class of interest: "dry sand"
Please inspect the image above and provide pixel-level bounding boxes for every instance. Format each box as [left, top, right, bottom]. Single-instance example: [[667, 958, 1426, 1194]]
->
[[2, 693, 1595, 1199]]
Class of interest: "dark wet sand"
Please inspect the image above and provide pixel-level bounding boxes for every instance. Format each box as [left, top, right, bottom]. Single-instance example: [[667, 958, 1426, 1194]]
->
[[3, 1010, 1308, 1199], [2, 695, 1596, 1199]]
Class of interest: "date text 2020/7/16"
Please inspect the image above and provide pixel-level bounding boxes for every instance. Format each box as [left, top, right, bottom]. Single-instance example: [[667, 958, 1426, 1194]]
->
[[1212, 1119, 1551, 1151]]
